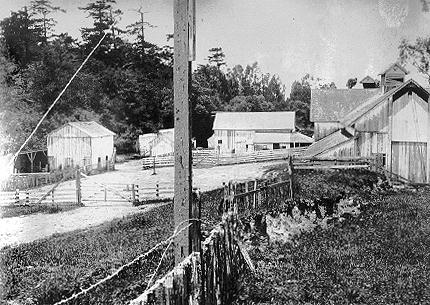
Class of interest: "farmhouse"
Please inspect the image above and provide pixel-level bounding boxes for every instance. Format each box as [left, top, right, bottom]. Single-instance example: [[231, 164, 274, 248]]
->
[[47, 121, 115, 171], [208, 112, 313, 153], [307, 62, 430, 183]]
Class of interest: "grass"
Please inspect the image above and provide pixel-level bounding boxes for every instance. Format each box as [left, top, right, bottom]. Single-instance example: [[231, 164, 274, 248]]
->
[[0, 203, 175, 305], [0, 203, 80, 218], [236, 189, 430, 304]]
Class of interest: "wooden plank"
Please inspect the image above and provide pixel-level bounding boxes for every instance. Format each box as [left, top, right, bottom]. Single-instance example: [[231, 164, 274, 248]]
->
[[174, 0, 193, 265]]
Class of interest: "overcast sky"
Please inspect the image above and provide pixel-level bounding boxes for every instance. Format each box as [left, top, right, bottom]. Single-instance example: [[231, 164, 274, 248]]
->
[[2, 0, 430, 90]]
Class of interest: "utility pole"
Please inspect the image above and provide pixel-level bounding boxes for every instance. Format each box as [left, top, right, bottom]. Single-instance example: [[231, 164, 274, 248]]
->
[[173, 0, 197, 265]]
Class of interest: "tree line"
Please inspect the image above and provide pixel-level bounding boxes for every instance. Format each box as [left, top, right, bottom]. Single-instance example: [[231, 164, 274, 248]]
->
[[1, 0, 342, 154]]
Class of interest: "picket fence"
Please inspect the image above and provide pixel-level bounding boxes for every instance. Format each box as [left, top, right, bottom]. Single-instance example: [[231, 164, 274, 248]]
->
[[142, 148, 306, 169]]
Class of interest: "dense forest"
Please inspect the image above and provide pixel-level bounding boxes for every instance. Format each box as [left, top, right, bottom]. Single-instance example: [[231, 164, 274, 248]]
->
[[0, 0, 334, 155]]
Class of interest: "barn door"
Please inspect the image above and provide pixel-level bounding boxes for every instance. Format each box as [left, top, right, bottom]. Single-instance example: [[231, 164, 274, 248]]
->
[[391, 142, 427, 183]]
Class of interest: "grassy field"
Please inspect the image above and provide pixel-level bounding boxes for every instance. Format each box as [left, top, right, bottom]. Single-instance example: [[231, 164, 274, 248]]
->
[[0, 187, 222, 305], [236, 188, 430, 304], [0, 203, 175, 305], [0, 204, 79, 218]]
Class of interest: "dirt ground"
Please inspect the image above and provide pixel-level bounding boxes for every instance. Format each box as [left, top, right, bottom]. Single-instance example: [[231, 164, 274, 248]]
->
[[0, 160, 283, 249]]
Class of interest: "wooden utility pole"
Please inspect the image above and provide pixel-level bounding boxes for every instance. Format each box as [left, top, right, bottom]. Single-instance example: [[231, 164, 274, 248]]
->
[[173, 0, 196, 265]]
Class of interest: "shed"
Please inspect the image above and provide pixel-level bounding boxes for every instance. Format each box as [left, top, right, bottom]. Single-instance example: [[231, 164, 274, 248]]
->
[[47, 121, 115, 171], [138, 128, 174, 157]]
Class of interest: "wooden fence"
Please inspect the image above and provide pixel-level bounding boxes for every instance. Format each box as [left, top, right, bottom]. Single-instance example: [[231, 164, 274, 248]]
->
[[130, 169, 294, 304], [130, 213, 251, 305], [293, 156, 375, 170], [142, 148, 306, 169], [1, 161, 115, 192]]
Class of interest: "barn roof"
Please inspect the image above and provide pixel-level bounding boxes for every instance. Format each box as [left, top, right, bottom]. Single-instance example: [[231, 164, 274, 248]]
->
[[253, 132, 313, 144], [213, 112, 295, 130], [379, 62, 408, 75], [49, 121, 115, 137], [310, 89, 381, 122], [341, 79, 429, 126], [359, 76, 375, 84], [302, 128, 353, 158]]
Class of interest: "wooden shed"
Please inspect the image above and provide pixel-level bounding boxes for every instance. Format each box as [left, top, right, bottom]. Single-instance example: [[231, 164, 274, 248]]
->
[[308, 63, 430, 183], [47, 121, 115, 171]]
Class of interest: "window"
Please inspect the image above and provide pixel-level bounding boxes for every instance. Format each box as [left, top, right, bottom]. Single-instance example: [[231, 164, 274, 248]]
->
[[218, 139, 222, 144]]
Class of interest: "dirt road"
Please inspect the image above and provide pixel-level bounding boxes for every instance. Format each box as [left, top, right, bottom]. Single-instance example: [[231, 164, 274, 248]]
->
[[0, 160, 283, 248]]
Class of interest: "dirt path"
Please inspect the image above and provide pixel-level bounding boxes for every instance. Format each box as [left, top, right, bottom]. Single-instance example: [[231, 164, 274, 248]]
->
[[0, 160, 283, 248]]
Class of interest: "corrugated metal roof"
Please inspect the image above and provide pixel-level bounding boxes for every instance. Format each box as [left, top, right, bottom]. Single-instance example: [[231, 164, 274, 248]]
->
[[302, 129, 353, 158], [68, 121, 115, 137], [310, 89, 380, 122], [379, 62, 408, 75], [213, 112, 295, 130]]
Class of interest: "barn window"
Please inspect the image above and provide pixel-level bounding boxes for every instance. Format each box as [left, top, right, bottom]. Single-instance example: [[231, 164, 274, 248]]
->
[[218, 139, 222, 144]]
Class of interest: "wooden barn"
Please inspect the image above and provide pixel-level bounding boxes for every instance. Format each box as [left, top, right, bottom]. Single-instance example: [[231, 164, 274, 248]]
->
[[47, 121, 115, 171], [208, 112, 313, 153], [138, 128, 196, 157], [307, 62, 430, 183]]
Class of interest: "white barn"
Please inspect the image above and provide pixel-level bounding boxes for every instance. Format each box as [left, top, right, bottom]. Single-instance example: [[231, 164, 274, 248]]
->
[[208, 112, 313, 153], [138, 128, 174, 157], [47, 121, 115, 171]]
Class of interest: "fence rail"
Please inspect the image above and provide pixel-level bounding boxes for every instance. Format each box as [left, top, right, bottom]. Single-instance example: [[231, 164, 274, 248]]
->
[[1, 162, 115, 191], [142, 148, 306, 169]]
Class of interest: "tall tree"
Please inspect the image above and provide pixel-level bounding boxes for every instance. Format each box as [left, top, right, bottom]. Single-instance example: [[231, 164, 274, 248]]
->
[[127, 8, 156, 56], [0, 7, 43, 67], [207, 47, 226, 68], [399, 37, 430, 81], [79, 0, 125, 61], [29, 0, 65, 43]]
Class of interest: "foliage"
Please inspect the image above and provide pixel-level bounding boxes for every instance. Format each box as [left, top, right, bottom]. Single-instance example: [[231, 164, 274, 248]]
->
[[0, 203, 78, 218], [236, 189, 430, 304], [399, 37, 430, 82], [346, 77, 357, 88], [207, 47, 226, 68]]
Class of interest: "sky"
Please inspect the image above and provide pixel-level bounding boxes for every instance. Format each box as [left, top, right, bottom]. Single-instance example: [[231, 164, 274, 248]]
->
[[1, 0, 430, 91]]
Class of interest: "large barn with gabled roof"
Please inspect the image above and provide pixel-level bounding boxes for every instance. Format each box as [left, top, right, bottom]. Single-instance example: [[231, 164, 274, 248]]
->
[[307, 62, 430, 183], [208, 111, 313, 153], [47, 121, 116, 171]]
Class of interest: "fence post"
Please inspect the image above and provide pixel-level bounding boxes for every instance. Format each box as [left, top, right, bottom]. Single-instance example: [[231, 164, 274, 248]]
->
[[156, 183, 159, 198], [131, 184, 136, 203], [253, 180, 257, 209], [51, 189, 55, 205], [222, 182, 227, 214], [15, 189, 19, 205], [26, 190, 30, 205], [76, 167, 82, 206], [135, 184, 139, 203], [288, 156, 294, 200], [104, 186, 107, 202], [191, 188, 201, 253]]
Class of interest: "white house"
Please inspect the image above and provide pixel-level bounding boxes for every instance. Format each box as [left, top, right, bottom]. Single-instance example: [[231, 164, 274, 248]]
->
[[208, 112, 313, 153], [47, 121, 115, 171]]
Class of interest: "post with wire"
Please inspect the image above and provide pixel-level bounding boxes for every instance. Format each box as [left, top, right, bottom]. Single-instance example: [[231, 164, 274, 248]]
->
[[173, 0, 198, 266]]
